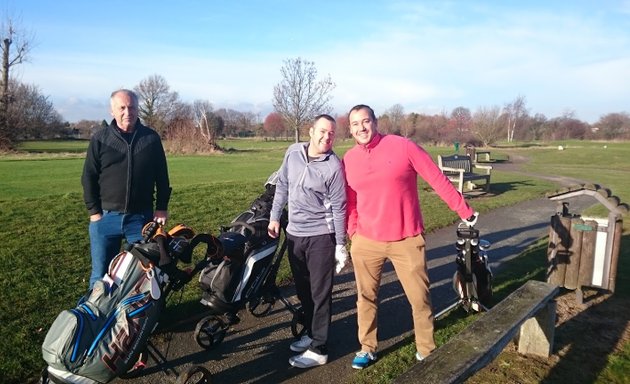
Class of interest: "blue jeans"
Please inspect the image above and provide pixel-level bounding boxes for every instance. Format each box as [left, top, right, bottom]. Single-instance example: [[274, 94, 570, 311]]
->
[[88, 210, 152, 288]]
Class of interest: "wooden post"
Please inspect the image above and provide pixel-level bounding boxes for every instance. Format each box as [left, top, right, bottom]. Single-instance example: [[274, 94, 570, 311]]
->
[[517, 300, 556, 357], [607, 217, 623, 293], [563, 218, 584, 290]]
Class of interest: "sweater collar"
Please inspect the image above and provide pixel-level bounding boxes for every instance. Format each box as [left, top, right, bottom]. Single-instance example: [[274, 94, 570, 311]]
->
[[360, 132, 383, 151]]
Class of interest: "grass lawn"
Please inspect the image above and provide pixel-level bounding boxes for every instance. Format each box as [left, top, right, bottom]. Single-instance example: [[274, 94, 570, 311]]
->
[[1, 139, 628, 384]]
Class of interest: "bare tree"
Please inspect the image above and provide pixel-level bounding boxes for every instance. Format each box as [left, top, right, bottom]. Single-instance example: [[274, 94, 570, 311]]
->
[[503, 95, 528, 142], [215, 107, 245, 137], [192, 99, 221, 149], [450, 106, 472, 141], [134, 74, 179, 137], [0, 15, 34, 149], [471, 106, 502, 146], [595, 112, 630, 140], [527, 113, 548, 141], [7, 81, 64, 139], [272, 57, 335, 142], [387, 103, 406, 136]]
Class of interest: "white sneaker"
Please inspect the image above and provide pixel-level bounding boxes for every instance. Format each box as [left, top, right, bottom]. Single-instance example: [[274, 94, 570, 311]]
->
[[290, 335, 313, 352], [416, 352, 425, 361], [289, 349, 328, 368]]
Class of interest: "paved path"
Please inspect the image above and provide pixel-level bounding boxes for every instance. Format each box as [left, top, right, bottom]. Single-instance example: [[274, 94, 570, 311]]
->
[[119, 161, 596, 384]]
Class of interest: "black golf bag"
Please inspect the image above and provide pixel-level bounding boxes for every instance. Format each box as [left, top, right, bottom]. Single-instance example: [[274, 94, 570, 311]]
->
[[198, 172, 283, 313], [452, 224, 493, 312], [194, 172, 304, 350]]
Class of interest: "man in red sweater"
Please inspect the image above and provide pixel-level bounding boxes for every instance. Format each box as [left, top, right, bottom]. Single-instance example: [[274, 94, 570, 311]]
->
[[342, 104, 478, 369]]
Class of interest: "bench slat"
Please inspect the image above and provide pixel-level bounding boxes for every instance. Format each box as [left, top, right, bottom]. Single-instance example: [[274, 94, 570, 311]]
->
[[394, 280, 558, 384]]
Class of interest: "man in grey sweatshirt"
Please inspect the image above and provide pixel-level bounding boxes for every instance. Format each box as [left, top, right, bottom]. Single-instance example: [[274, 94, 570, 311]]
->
[[268, 114, 348, 368]]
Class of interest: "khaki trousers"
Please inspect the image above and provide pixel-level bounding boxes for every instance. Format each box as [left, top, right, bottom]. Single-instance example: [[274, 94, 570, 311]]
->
[[350, 233, 436, 356]]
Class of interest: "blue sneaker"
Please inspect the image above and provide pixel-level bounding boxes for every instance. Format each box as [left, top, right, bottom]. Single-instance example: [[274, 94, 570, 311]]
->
[[352, 351, 377, 369]]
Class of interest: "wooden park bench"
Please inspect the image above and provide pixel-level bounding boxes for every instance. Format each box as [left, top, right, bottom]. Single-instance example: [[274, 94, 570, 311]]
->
[[474, 150, 492, 163], [394, 280, 559, 384], [438, 154, 492, 193]]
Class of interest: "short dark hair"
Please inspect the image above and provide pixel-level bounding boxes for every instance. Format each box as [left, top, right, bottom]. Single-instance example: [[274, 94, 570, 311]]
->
[[347, 104, 376, 121], [313, 113, 336, 124]]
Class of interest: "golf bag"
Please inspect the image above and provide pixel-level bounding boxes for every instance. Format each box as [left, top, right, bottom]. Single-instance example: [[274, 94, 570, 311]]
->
[[452, 224, 493, 312], [40, 223, 210, 384], [198, 172, 284, 314]]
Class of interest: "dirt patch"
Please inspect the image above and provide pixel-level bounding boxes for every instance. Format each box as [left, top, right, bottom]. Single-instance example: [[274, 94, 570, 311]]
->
[[467, 288, 630, 383]]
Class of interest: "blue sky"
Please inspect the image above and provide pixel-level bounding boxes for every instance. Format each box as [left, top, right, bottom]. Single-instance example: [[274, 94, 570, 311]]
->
[[6, 0, 630, 123]]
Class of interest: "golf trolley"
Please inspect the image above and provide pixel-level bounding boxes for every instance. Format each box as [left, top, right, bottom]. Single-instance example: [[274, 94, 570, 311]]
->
[[437, 223, 493, 319], [192, 172, 305, 350], [193, 231, 305, 350]]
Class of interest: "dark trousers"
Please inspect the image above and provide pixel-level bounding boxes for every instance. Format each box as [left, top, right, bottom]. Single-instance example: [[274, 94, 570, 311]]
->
[[286, 233, 335, 355]]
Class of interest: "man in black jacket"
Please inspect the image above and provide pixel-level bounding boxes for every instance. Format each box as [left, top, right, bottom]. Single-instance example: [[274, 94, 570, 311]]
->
[[81, 89, 171, 288]]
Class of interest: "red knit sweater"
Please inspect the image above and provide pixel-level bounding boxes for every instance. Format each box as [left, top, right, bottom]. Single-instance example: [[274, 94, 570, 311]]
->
[[343, 134, 473, 241]]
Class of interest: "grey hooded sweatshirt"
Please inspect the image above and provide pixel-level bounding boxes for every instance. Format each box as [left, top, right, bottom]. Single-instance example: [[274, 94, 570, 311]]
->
[[270, 142, 346, 246]]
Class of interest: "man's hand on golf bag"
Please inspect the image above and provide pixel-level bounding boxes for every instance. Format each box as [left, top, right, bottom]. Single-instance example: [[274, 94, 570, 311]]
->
[[335, 245, 350, 274], [462, 212, 479, 228]]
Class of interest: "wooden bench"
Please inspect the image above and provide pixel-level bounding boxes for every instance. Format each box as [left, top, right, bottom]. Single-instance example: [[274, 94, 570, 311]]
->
[[394, 280, 559, 384], [438, 154, 492, 193], [474, 150, 492, 163]]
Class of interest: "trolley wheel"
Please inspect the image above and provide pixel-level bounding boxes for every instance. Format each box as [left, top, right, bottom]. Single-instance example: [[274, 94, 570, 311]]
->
[[176, 365, 212, 384], [194, 316, 227, 350], [247, 296, 275, 317], [290, 308, 306, 338]]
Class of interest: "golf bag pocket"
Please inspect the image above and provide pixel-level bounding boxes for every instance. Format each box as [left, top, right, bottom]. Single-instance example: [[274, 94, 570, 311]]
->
[[199, 258, 243, 306], [42, 251, 163, 383]]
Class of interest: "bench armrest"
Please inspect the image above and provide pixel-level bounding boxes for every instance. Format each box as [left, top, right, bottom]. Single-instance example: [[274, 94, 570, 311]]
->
[[474, 164, 493, 174], [440, 166, 464, 173]]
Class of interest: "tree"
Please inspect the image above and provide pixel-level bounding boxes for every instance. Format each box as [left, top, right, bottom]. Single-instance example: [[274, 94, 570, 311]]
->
[[6, 80, 64, 140], [73, 119, 102, 139], [0, 16, 34, 149], [406, 112, 420, 139], [595, 112, 630, 140], [335, 114, 350, 139], [449, 106, 472, 142], [387, 103, 406, 136], [215, 108, 248, 137], [471, 106, 502, 146], [526, 113, 548, 141], [134, 74, 179, 137], [192, 99, 221, 149], [504, 95, 528, 142], [263, 112, 285, 139], [411, 112, 448, 145], [272, 57, 335, 142]]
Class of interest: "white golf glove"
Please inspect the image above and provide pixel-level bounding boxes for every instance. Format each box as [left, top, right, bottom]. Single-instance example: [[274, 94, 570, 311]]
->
[[462, 212, 479, 228], [335, 245, 350, 274]]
